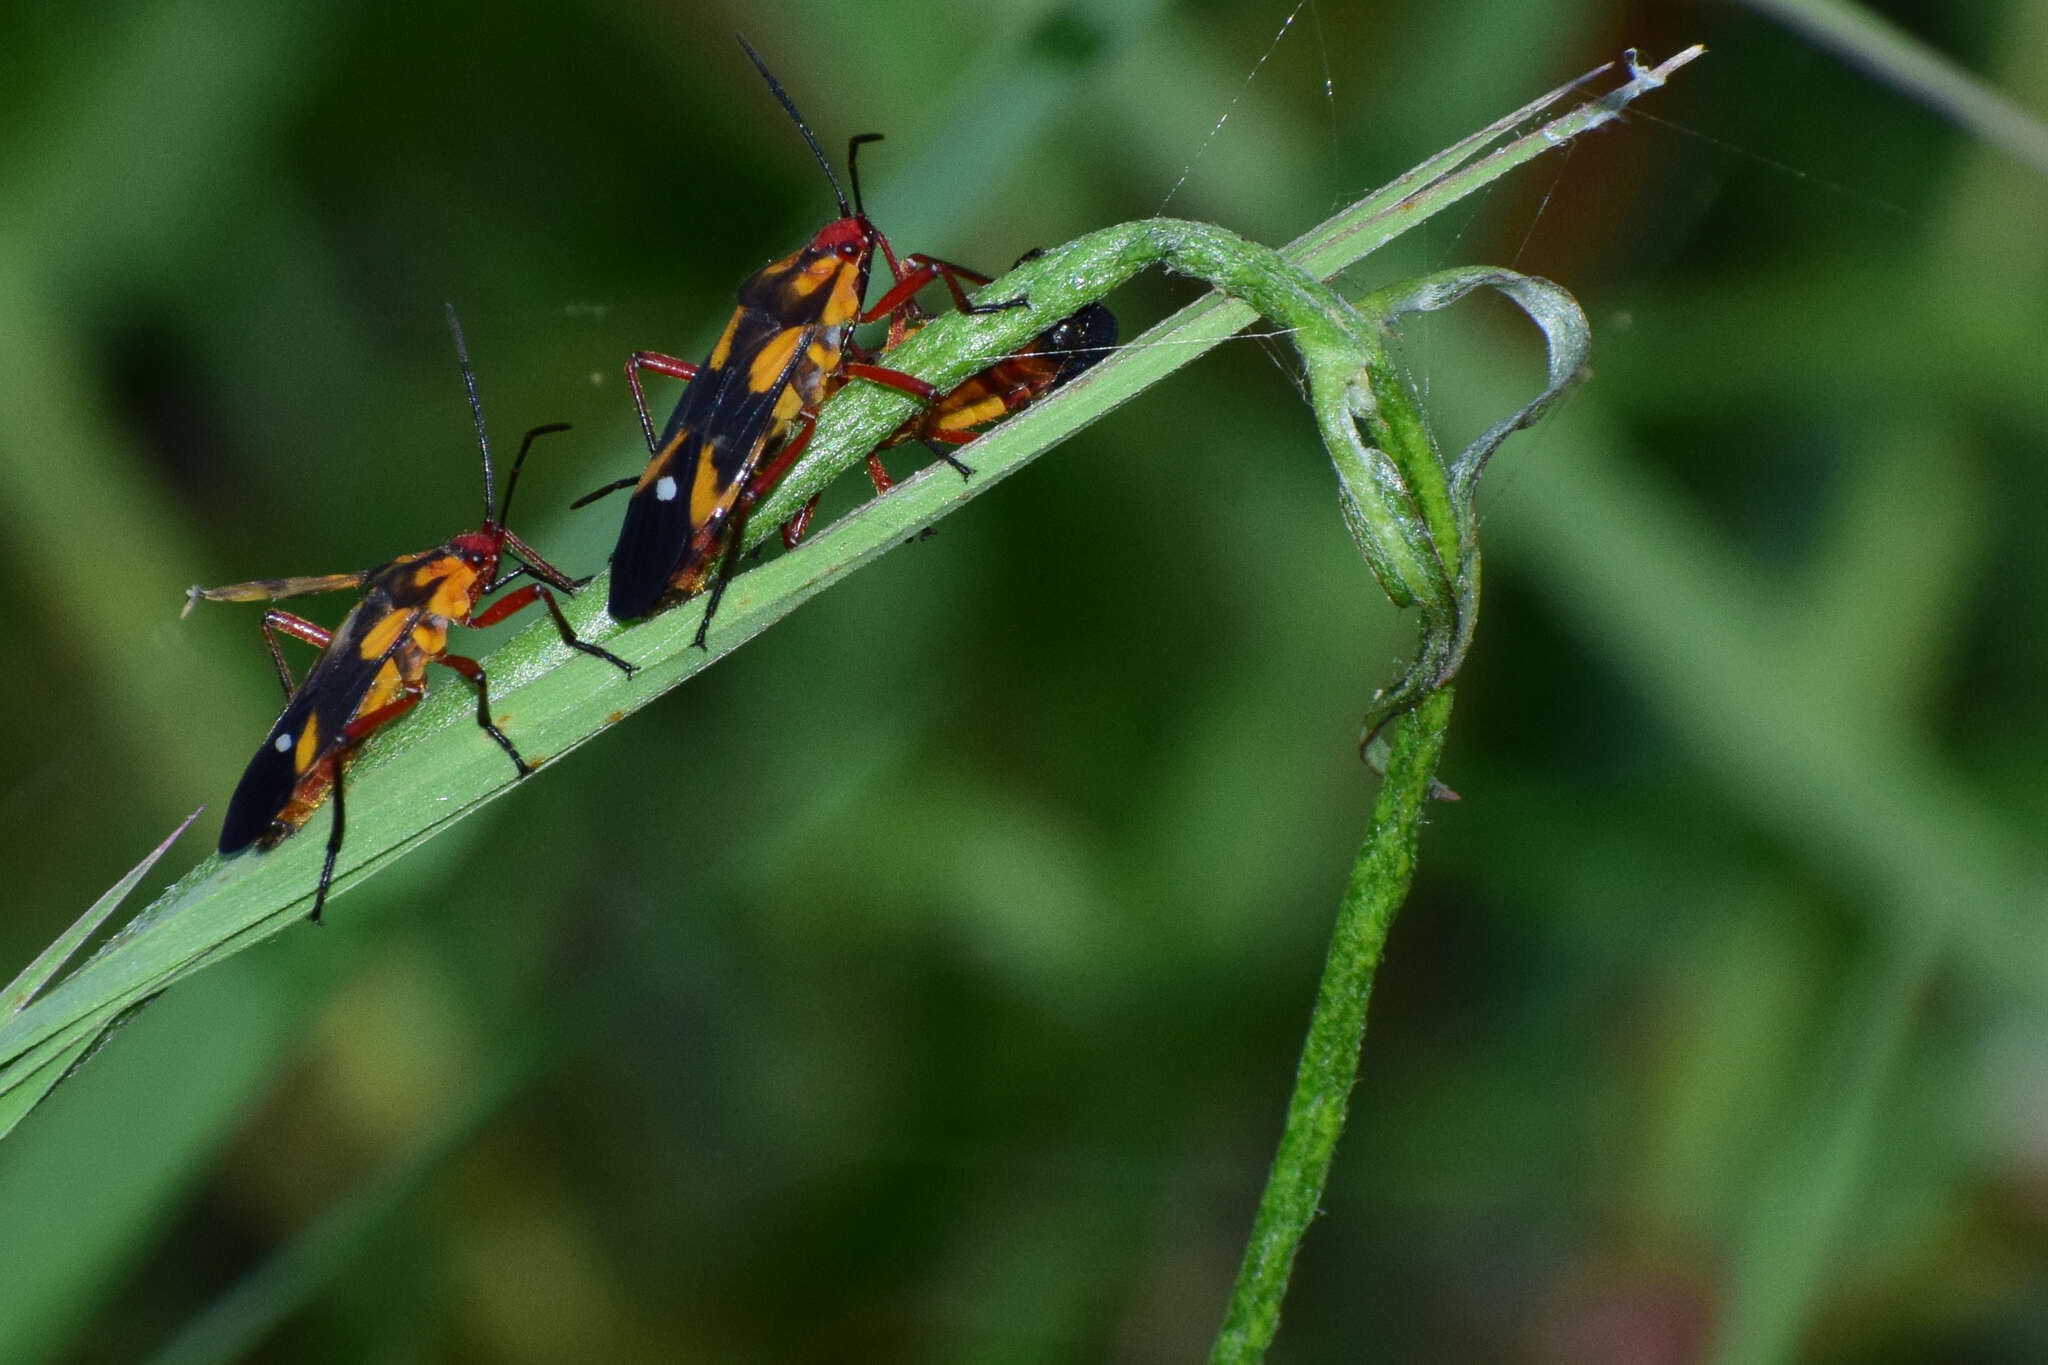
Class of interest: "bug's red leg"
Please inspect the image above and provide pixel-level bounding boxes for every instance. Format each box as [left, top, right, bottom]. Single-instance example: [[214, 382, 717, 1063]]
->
[[780, 495, 821, 550], [861, 254, 1023, 324], [471, 583, 637, 676], [311, 750, 347, 925], [883, 298, 932, 349], [777, 448, 902, 552], [903, 253, 1007, 316], [434, 654, 529, 776], [625, 350, 700, 452], [859, 269, 940, 326], [342, 686, 424, 744], [468, 582, 540, 629], [842, 361, 937, 401], [864, 453, 896, 494], [744, 420, 817, 504], [257, 610, 331, 700]]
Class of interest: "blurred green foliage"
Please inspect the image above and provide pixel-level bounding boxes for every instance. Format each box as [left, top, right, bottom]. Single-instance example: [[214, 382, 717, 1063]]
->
[[0, 1, 2043, 1362]]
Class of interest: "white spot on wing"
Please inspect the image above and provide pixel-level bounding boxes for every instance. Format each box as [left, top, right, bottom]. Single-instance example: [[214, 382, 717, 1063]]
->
[[655, 475, 678, 502], [273, 732, 293, 752]]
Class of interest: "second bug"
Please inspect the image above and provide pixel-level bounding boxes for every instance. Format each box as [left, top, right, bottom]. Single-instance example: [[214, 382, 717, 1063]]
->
[[578, 36, 1024, 638]]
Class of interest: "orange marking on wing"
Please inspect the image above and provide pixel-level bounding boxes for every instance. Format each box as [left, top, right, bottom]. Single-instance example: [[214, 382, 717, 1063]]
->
[[362, 658, 405, 714], [357, 609, 409, 661], [783, 255, 838, 299], [293, 716, 322, 775], [822, 265, 863, 327], [707, 312, 742, 371], [688, 440, 732, 528], [426, 563, 477, 620], [634, 442, 677, 494], [747, 328, 803, 394], [757, 249, 802, 280]]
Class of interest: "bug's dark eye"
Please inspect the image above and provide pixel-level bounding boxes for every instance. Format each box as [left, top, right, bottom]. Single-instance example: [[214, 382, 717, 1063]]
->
[[839, 242, 860, 259]]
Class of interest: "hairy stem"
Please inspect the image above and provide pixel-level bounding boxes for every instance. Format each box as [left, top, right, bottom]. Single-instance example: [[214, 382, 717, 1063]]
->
[[1210, 685, 1455, 1363]]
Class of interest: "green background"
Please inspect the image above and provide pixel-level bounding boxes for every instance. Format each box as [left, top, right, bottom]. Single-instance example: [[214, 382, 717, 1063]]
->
[[1, 1, 2043, 1361]]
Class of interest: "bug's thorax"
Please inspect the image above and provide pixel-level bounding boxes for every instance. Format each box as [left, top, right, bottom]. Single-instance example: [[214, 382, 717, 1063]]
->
[[736, 214, 879, 334], [435, 529, 504, 624]]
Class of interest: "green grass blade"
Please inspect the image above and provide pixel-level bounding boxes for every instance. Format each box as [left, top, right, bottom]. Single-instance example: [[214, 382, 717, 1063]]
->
[[0, 1040, 94, 1146], [1744, 0, 2048, 177], [2, 810, 201, 1017]]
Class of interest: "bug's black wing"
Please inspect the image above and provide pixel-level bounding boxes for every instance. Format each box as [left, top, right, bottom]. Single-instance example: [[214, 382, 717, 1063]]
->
[[218, 577, 423, 854], [606, 311, 811, 621]]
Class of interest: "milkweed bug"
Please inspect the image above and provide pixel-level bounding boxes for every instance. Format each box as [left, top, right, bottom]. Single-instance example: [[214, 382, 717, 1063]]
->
[[186, 307, 636, 923], [777, 255, 1121, 545], [578, 35, 1025, 636]]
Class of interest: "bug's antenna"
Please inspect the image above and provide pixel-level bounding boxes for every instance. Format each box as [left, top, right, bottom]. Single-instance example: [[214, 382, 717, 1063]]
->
[[734, 34, 851, 219], [446, 303, 495, 525], [846, 132, 884, 219]]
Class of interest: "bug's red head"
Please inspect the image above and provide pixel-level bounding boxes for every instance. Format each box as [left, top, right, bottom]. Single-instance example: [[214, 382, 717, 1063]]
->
[[809, 214, 871, 260], [449, 527, 505, 590], [807, 213, 884, 318]]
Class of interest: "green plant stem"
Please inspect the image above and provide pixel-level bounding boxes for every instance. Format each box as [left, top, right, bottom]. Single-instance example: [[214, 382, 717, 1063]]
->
[[1209, 685, 1454, 1364]]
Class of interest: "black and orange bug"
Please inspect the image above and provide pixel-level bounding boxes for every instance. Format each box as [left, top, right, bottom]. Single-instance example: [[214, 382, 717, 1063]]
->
[[579, 36, 1023, 633], [894, 306, 1117, 449], [776, 256, 1120, 545], [185, 307, 636, 922]]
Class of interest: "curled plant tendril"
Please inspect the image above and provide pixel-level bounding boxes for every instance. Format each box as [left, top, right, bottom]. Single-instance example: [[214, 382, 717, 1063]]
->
[[1345, 267, 1591, 747], [768, 224, 1586, 759]]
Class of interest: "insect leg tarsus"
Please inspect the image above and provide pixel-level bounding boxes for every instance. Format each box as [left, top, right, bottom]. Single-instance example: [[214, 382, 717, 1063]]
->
[[920, 441, 975, 479], [569, 476, 638, 510], [311, 751, 346, 925], [690, 516, 750, 652], [437, 654, 530, 776], [867, 253, 1027, 321], [467, 582, 630, 675], [532, 586, 636, 677]]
